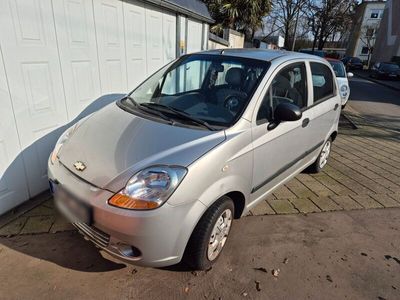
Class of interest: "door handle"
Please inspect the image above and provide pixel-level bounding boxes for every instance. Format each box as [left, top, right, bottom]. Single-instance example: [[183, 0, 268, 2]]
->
[[302, 118, 310, 128], [334, 103, 339, 111]]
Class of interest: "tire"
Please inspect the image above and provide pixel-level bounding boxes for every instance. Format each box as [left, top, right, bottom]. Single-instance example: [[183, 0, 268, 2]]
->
[[307, 138, 332, 173], [183, 196, 234, 270]]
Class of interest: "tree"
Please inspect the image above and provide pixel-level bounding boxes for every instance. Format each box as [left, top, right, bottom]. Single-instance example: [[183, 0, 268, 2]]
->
[[359, 24, 378, 68], [261, 0, 309, 49], [204, 0, 272, 40], [307, 0, 357, 50]]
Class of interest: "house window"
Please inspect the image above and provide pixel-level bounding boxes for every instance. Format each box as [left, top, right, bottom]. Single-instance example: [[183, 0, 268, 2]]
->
[[370, 10, 382, 19], [361, 47, 370, 55]]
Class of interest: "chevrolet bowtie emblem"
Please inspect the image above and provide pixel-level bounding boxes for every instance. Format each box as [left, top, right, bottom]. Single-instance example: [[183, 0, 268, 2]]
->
[[73, 161, 86, 171]]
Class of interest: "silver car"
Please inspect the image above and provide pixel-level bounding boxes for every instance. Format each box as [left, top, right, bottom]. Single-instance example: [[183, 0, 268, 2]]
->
[[48, 49, 340, 270]]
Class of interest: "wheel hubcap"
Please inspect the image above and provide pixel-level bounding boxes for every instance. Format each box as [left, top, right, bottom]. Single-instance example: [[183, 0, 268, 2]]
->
[[319, 140, 331, 168], [207, 209, 232, 261]]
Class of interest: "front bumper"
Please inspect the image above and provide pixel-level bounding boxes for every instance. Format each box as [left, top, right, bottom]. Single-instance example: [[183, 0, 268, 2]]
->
[[48, 158, 207, 267]]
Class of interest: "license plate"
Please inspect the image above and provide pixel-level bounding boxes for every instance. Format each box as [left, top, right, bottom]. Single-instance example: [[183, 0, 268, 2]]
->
[[51, 181, 92, 224]]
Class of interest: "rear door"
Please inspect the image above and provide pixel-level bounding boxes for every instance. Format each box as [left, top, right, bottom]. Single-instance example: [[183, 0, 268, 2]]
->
[[250, 61, 313, 203], [306, 61, 340, 148]]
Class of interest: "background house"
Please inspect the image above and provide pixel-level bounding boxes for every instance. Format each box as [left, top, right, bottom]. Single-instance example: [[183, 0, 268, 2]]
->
[[346, 0, 386, 62], [0, 0, 212, 214], [371, 0, 400, 64]]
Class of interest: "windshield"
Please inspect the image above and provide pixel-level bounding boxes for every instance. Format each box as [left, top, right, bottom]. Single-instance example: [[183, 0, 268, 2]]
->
[[329, 61, 346, 77], [119, 54, 269, 129]]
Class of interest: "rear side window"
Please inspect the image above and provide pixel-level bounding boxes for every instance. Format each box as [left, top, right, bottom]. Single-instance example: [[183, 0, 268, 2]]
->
[[310, 62, 334, 103]]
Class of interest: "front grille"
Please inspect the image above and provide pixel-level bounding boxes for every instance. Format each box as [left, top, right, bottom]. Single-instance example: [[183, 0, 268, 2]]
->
[[73, 222, 110, 248]]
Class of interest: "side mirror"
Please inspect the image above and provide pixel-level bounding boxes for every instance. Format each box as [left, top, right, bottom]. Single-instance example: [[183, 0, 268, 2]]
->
[[268, 103, 302, 130], [347, 72, 354, 78]]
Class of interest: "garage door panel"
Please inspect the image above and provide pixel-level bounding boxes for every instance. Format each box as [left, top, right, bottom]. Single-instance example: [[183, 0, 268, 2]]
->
[[94, 0, 127, 94], [187, 19, 203, 54], [53, 0, 102, 120], [162, 12, 176, 63], [63, 0, 90, 45], [145, 7, 164, 75], [104, 59, 125, 91], [0, 45, 29, 214], [124, 0, 147, 89], [12, 0, 47, 46]]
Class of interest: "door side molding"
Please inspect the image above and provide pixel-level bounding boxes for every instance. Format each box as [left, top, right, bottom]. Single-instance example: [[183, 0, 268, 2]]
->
[[251, 140, 324, 193]]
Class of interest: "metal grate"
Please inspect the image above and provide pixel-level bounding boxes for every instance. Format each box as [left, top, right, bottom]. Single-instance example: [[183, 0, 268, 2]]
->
[[72, 222, 110, 248]]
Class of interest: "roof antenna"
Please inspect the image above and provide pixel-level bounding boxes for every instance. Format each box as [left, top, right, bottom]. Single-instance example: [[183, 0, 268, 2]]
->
[[220, 49, 225, 54]]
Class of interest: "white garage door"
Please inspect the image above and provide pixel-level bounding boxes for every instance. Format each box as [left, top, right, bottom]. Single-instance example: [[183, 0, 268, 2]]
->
[[0, 0, 70, 198], [0, 0, 177, 214], [123, 0, 176, 88]]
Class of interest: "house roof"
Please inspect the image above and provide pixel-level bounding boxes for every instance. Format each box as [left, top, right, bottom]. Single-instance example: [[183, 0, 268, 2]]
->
[[152, 0, 213, 23]]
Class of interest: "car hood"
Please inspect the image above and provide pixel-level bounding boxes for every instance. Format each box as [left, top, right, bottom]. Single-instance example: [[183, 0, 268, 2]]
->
[[58, 103, 225, 192]]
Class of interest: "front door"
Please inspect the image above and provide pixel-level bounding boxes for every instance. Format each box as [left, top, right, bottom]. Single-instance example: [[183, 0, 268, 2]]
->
[[250, 61, 313, 204]]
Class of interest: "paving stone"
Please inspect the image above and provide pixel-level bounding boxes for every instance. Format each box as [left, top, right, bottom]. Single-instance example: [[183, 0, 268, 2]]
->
[[0, 217, 28, 236], [24, 204, 56, 217], [300, 178, 335, 197], [350, 195, 383, 209], [387, 193, 400, 204], [330, 196, 363, 210], [20, 216, 55, 234], [309, 196, 342, 212], [250, 200, 275, 216], [369, 194, 400, 208], [285, 179, 317, 198], [289, 198, 321, 214], [267, 199, 298, 214], [50, 216, 75, 233], [272, 185, 297, 199]]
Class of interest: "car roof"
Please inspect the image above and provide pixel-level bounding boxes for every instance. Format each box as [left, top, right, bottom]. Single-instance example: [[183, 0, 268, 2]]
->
[[197, 48, 326, 62]]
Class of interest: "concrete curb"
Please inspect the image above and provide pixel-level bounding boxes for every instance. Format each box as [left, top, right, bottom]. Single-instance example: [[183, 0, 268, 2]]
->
[[354, 72, 400, 92]]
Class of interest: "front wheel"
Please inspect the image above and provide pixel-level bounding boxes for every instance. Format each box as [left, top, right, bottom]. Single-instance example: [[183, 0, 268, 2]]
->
[[307, 138, 332, 173], [183, 196, 234, 270]]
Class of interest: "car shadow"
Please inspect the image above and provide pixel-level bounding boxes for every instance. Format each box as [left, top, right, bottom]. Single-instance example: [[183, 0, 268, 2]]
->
[[0, 93, 125, 214], [0, 93, 127, 272], [0, 230, 126, 272]]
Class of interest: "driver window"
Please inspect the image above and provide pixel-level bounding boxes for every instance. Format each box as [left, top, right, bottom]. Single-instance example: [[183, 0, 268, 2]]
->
[[256, 62, 307, 124]]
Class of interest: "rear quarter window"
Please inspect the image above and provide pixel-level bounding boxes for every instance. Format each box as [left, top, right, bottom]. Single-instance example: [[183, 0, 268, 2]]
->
[[310, 62, 335, 103]]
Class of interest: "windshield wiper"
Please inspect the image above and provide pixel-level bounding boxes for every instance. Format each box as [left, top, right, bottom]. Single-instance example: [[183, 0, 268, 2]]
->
[[122, 96, 174, 123], [140, 103, 216, 131]]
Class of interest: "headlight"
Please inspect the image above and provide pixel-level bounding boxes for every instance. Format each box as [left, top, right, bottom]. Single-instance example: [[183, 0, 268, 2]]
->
[[340, 85, 348, 97], [108, 166, 187, 210], [50, 123, 78, 164]]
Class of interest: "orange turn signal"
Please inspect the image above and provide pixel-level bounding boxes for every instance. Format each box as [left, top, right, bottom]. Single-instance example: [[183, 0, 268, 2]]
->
[[108, 193, 159, 210]]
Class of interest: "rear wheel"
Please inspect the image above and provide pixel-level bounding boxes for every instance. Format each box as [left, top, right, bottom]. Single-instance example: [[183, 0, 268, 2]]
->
[[307, 138, 332, 173], [184, 196, 234, 270]]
